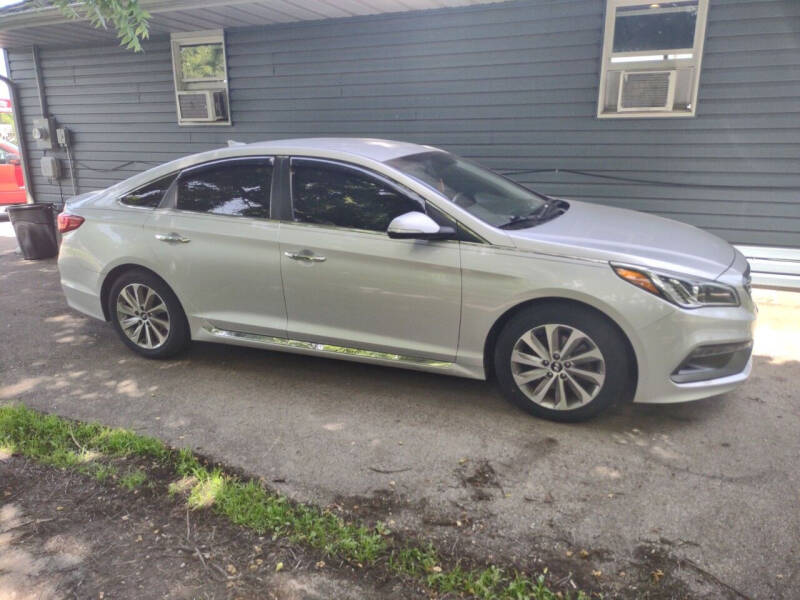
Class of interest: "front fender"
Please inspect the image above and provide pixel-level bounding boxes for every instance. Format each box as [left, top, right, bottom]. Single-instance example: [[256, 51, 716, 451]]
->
[[457, 244, 676, 384]]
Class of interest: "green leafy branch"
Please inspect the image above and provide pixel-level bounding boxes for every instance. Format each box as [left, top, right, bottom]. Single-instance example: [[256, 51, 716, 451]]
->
[[51, 0, 151, 52]]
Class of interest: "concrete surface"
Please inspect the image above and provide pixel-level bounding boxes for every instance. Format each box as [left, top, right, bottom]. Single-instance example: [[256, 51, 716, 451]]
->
[[1, 228, 799, 598]]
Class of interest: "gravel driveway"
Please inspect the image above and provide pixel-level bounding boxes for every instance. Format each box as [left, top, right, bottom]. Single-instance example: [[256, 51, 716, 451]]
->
[[1, 230, 798, 598]]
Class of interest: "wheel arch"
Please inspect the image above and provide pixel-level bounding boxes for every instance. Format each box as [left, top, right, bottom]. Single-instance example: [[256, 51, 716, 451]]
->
[[100, 263, 184, 322], [482, 297, 638, 402]]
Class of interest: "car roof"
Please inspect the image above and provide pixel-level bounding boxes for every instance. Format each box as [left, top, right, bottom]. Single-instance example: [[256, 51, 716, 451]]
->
[[94, 137, 445, 205], [243, 137, 440, 163]]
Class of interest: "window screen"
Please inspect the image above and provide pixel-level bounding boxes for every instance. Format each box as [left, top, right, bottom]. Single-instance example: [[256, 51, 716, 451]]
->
[[120, 174, 176, 208], [177, 160, 271, 219], [291, 161, 423, 232], [613, 2, 698, 53]]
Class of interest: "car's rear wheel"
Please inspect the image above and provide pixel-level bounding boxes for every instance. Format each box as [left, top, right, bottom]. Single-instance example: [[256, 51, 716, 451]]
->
[[494, 303, 632, 422], [108, 269, 189, 358]]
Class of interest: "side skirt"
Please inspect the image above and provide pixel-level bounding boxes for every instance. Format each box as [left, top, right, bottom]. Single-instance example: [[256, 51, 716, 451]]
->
[[196, 326, 485, 380]]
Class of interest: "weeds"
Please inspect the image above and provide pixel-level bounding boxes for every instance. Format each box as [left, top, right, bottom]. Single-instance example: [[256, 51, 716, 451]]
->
[[119, 469, 147, 490], [84, 462, 118, 483], [0, 404, 586, 599]]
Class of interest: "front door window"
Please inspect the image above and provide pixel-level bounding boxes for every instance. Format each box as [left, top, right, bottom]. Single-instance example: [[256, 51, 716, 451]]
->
[[290, 159, 423, 232]]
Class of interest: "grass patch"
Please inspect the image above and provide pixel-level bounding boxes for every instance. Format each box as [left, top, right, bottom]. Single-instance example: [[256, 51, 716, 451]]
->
[[119, 468, 147, 490], [85, 462, 118, 483], [0, 404, 587, 599], [0, 404, 167, 466]]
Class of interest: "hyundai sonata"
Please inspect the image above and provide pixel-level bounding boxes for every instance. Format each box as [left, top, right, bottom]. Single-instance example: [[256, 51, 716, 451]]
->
[[57, 138, 755, 421]]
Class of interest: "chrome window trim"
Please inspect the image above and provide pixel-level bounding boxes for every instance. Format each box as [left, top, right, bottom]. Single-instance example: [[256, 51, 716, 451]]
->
[[279, 217, 463, 245], [179, 155, 274, 176], [155, 207, 282, 225], [278, 219, 386, 237], [455, 222, 488, 245]]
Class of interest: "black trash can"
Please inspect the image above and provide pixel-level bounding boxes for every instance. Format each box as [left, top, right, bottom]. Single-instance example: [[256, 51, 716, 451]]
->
[[8, 203, 59, 260]]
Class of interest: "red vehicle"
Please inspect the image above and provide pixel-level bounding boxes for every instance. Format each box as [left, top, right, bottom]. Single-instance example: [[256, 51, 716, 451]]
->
[[0, 140, 26, 206]]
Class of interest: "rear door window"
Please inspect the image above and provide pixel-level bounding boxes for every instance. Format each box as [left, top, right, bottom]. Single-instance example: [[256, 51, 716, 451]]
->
[[177, 159, 272, 219]]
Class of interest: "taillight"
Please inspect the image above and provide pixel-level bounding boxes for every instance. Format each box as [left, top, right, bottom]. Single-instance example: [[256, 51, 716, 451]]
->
[[57, 213, 85, 233]]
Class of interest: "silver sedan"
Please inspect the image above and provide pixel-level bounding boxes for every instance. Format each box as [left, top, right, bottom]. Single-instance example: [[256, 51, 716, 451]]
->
[[56, 138, 756, 421]]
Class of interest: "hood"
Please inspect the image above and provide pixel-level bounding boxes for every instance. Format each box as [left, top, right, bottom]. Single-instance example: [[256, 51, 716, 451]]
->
[[507, 200, 735, 280]]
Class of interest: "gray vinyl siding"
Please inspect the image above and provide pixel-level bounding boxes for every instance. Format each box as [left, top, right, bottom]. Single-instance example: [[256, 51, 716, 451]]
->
[[6, 0, 800, 247]]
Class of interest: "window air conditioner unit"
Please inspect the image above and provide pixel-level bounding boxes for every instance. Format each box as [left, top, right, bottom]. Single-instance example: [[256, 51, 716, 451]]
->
[[176, 90, 228, 122], [617, 70, 676, 112]]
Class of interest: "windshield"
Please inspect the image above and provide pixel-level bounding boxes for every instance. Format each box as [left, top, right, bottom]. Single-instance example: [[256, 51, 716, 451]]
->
[[386, 151, 548, 228]]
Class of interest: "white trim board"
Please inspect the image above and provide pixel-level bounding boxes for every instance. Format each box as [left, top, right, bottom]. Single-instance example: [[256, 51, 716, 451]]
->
[[736, 245, 800, 291]]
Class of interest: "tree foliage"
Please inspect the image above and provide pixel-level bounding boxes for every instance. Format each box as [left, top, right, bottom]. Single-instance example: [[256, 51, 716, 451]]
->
[[179, 44, 225, 80], [52, 0, 151, 52]]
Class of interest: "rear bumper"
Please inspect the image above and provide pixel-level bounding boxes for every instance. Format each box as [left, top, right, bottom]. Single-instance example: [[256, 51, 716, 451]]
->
[[59, 258, 105, 321], [62, 279, 105, 321]]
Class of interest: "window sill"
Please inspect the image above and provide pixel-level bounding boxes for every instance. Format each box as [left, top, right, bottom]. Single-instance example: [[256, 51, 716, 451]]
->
[[597, 109, 696, 119], [177, 121, 233, 127]]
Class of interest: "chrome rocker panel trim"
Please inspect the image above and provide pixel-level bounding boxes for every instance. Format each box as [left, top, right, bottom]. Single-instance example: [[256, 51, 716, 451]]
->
[[198, 326, 482, 379]]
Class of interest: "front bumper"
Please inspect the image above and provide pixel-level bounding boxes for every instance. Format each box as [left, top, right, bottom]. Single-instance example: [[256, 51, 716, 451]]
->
[[631, 300, 756, 404]]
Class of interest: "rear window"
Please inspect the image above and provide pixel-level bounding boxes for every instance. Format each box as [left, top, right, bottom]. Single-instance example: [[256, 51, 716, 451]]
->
[[119, 174, 176, 208]]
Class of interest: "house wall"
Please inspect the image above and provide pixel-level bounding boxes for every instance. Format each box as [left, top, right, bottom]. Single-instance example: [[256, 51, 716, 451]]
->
[[5, 0, 800, 249]]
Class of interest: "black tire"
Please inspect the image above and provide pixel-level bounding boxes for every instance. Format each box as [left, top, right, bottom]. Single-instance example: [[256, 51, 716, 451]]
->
[[107, 269, 189, 359], [494, 303, 633, 422]]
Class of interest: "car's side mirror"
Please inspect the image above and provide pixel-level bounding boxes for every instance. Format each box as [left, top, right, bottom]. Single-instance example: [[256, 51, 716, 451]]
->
[[387, 211, 456, 240], [8, 155, 20, 166]]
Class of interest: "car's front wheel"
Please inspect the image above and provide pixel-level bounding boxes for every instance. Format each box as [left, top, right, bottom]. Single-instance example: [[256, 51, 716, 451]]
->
[[108, 269, 189, 358], [494, 303, 633, 422]]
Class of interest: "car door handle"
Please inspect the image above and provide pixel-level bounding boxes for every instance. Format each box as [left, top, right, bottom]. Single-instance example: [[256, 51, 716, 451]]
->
[[155, 233, 191, 244], [284, 251, 326, 263]]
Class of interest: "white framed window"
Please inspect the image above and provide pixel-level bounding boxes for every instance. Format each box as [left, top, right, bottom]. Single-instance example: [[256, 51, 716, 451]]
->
[[170, 30, 231, 126], [597, 0, 709, 118]]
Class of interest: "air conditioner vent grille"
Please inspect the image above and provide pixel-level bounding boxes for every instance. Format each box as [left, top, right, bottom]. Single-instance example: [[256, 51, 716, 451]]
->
[[178, 92, 210, 119], [619, 71, 675, 111]]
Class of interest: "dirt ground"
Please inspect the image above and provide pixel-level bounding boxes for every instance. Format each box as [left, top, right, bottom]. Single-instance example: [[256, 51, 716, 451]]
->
[[0, 454, 424, 600], [0, 450, 710, 600], [1, 227, 799, 599]]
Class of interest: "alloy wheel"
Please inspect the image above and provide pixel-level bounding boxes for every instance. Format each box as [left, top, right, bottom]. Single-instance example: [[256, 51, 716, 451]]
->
[[116, 283, 171, 350], [510, 323, 606, 410]]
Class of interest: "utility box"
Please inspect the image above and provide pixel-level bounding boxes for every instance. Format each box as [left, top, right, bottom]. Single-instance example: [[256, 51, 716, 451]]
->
[[31, 116, 55, 150], [56, 126, 71, 148], [41, 156, 61, 179]]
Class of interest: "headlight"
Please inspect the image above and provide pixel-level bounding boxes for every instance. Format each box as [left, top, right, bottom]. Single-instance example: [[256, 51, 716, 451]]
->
[[611, 263, 739, 308]]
